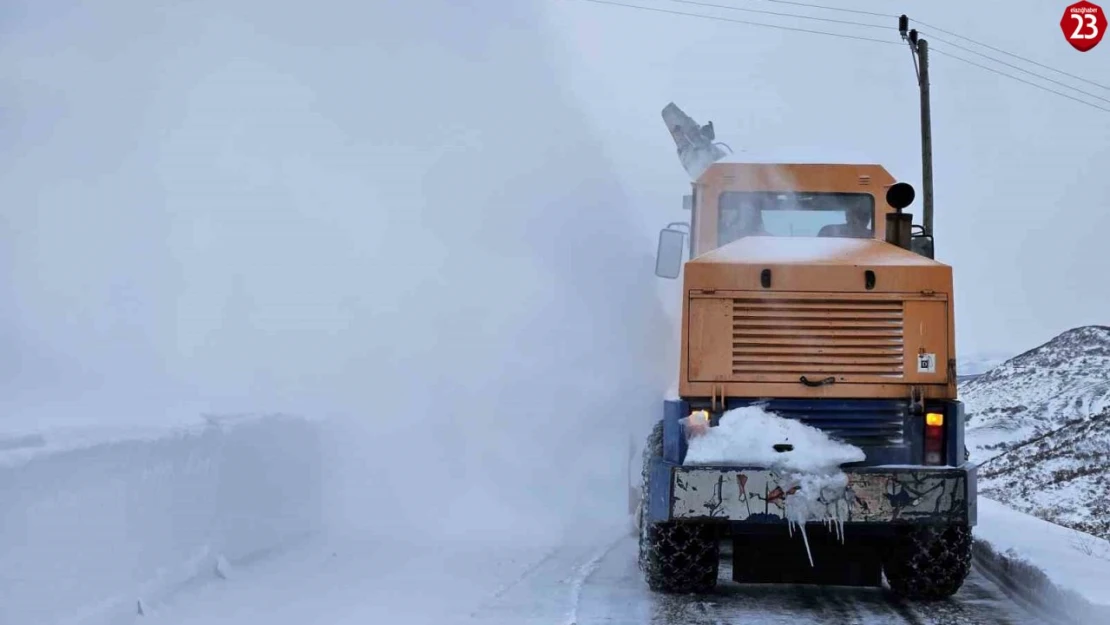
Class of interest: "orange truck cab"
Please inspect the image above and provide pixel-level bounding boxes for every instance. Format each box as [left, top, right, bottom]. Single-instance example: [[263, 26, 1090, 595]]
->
[[637, 104, 975, 600]]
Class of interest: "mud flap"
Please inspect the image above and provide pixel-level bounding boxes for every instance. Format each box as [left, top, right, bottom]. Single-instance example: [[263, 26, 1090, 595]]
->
[[732, 528, 883, 587]]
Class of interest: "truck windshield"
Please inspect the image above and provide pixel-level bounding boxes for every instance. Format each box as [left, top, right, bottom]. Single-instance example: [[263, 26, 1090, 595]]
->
[[717, 191, 875, 246]]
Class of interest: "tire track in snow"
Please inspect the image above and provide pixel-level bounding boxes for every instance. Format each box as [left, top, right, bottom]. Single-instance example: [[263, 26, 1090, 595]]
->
[[564, 533, 628, 625], [465, 525, 628, 625], [572, 535, 1055, 624], [813, 583, 877, 625], [970, 558, 1080, 625], [469, 546, 562, 616]]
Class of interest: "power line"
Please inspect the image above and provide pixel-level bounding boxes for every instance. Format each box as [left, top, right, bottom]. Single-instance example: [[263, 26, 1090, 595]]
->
[[729, 0, 896, 19], [659, 0, 1110, 92], [578, 0, 903, 45], [664, 0, 889, 30], [574, 0, 1110, 113], [914, 19, 1110, 92], [921, 32, 1110, 105], [733, 2, 1110, 93], [929, 46, 1110, 114], [739, 1, 1110, 93]]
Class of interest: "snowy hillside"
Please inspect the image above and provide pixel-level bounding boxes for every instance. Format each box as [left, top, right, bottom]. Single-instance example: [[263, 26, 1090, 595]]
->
[[976, 411, 1110, 540], [961, 325, 1110, 540], [962, 325, 1110, 455]]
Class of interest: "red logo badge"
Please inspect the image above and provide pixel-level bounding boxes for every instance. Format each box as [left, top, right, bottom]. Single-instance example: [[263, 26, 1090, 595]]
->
[[1061, 1, 1106, 51]]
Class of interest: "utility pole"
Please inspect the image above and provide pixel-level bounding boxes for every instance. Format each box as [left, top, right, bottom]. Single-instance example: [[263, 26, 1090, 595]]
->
[[899, 15, 933, 240]]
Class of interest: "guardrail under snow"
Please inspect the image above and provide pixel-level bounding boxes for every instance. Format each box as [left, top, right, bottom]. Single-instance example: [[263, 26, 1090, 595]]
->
[[0, 413, 322, 625]]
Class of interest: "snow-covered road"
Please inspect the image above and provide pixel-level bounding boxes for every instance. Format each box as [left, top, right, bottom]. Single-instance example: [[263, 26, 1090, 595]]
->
[[569, 537, 1056, 625], [146, 528, 1062, 625]]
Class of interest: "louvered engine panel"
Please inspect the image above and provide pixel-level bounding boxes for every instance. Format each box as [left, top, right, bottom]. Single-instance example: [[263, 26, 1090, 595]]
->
[[731, 297, 905, 381]]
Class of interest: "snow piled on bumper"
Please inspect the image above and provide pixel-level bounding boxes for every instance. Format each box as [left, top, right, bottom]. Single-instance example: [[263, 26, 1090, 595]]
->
[[680, 406, 867, 564], [681, 405, 865, 470]]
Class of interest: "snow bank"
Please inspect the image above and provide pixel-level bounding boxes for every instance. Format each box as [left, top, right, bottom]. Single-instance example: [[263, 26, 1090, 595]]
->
[[683, 406, 865, 563], [973, 498, 1110, 624], [0, 413, 321, 625]]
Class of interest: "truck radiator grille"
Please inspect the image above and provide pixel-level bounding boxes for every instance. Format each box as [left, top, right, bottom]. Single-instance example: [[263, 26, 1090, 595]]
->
[[731, 298, 905, 379], [727, 399, 907, 447]]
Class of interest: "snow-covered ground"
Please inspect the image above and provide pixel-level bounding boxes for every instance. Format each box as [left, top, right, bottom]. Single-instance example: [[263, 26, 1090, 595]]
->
[[4, 401, 1105, 625], [102, 499, 1107, 625], [7, 405, 1104, 625], [137, 534, 567, 625], [974, 498, 1110, 622]]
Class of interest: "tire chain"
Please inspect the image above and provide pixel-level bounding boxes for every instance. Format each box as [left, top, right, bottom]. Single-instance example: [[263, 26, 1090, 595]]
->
[[637, 421, 664, 574], [883, 524, 973, 600], [637, 420, 720, 593]]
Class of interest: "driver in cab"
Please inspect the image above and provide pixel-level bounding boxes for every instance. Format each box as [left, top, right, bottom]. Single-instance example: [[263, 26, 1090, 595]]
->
[[818, 205, 872, 238]]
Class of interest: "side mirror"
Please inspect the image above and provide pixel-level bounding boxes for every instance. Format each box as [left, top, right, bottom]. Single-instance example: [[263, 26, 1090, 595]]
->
[[655, 227, 687, 279], [911, 235, 934, 259]]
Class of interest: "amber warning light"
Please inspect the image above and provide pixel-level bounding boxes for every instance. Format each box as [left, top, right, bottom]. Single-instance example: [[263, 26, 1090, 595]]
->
[[684, 410, 711, 438], [924, 412, 945, 465]]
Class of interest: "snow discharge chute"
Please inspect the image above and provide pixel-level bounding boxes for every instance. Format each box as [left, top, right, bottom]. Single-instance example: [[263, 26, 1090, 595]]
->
[[661, 102, 729, 181]]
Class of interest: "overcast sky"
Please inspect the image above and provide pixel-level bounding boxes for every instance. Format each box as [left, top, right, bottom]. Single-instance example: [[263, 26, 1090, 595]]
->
[[543, 0, 1110, 359]]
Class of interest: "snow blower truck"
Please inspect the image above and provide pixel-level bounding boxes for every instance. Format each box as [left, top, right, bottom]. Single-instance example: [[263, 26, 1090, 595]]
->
[[634, 103, 975, 599]]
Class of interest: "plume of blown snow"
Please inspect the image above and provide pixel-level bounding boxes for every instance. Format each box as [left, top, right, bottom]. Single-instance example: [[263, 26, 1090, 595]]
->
[[0, 0, 672, 545]]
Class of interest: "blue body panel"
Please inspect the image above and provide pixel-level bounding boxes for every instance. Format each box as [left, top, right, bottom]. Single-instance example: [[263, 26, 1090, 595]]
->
[[647, 456, 674, 523], [966, 456, 978, 525], [662, 399, 689, 464], [943, 400, 966, 467]]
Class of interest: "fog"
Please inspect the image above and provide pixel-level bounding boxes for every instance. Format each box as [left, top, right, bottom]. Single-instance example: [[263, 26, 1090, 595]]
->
[[1, 0, 672, 544]]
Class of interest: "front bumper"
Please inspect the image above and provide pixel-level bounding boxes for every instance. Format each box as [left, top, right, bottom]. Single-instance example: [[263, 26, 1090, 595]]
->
[[645, 462, 977, 525]]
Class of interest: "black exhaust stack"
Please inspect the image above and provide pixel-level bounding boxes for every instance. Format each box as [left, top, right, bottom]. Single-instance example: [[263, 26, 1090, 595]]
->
[[885, 182, 915, 252]]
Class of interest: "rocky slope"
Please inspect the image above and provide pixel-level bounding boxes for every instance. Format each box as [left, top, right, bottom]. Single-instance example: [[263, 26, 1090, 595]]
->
[[975, 410, 1110, 539], [961, 325, 1110, 540]]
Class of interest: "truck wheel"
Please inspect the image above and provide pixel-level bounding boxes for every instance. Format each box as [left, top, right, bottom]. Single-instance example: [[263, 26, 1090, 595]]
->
[[882, 524, 972, 600], [638, 420, 719, 593]]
